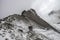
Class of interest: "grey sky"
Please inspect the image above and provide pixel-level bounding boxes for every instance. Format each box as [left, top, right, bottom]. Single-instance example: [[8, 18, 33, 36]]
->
[[0, 0, 60, 19], [0, 0, 34, 19]]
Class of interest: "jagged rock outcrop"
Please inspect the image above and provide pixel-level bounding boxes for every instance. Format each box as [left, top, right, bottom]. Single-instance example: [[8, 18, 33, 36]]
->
[[21, 9, 60, 33]]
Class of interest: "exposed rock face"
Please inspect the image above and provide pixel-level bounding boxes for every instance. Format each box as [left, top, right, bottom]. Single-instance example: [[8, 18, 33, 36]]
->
[[22, 9, 51, 28], [21, 9, 60, 33], [0, 9, 60, 40]]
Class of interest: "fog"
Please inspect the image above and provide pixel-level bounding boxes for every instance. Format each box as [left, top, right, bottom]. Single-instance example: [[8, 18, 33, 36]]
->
[[31, 0, 60, 18], [31, 0, 60, 24]]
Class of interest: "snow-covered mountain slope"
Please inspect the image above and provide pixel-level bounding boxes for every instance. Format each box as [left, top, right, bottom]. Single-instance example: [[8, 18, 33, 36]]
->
[[0, 10, 60, 40]]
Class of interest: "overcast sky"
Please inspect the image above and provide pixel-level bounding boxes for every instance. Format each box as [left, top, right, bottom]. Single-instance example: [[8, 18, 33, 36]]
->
[[0, 0, 34, 19], [0, 0, 60, 19]]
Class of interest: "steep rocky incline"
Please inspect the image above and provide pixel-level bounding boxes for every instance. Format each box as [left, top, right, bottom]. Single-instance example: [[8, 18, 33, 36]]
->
[[0, 9, 60, 40]]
